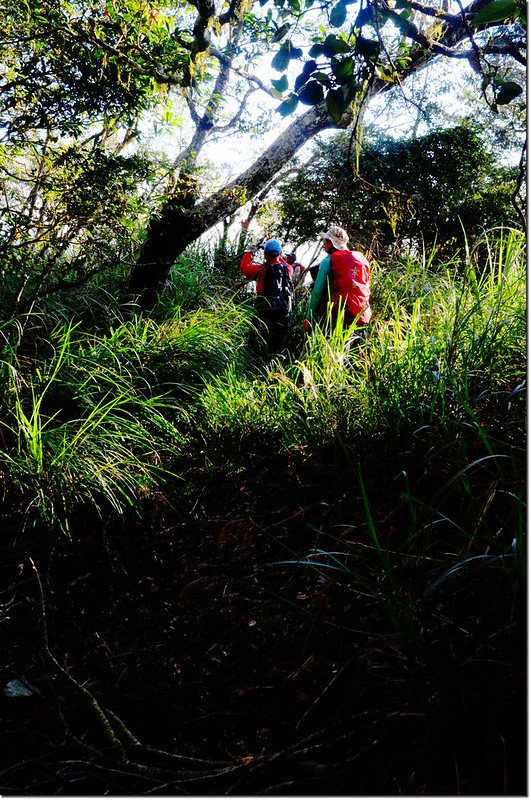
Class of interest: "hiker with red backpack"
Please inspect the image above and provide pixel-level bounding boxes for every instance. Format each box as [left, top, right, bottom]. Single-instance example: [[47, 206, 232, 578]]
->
[[240, 238, 294, 353], [305, 225, 372, 331]]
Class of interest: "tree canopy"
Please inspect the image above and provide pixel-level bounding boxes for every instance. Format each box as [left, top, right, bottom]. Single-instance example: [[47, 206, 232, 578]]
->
[[276, 124, 524, 258], [0, 0, 526, 309]]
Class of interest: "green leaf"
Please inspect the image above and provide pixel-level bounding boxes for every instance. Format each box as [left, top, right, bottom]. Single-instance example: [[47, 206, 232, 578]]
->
[[322, 34, 351, 56], [471, 0, 518, 25], [496, 80, 523, 104], [331, 56, 354, 83], [272, 74, 289, 92], [330, 2, 348, 27], [276, 93, 299, 116], [295, 65, 327, 91], [271, 23, 291, 42], [309, 42, 325, 57], [312, 72, 332, 83], [326, 87, 348, 122], [298, 80, 325, 105], [272, 43, 291, 72], [105, 0, 117, 20], [291, 47, 304, 59]]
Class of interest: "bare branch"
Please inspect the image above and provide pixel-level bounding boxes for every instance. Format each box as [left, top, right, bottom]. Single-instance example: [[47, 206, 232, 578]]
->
[[27, 556, 125, 755], [210, 45, 278, 97], [214, 87, 255, 132]]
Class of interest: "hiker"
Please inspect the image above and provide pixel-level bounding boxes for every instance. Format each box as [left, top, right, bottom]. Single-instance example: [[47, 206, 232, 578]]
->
[[240, 238, 294, 352], [284, 252, 306, 280], [306, 225, 372, 330]]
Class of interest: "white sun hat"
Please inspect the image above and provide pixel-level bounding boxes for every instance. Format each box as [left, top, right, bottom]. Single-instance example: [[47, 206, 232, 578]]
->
[[318, 225, 349, 250]]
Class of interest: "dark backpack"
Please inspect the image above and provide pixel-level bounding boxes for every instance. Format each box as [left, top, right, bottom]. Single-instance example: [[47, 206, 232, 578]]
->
[[262, 261, 293, 312]]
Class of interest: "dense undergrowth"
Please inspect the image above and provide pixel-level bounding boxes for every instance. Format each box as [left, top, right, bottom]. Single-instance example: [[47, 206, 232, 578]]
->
[[1, 228, 525, 536], [0, 228, 526, 794]]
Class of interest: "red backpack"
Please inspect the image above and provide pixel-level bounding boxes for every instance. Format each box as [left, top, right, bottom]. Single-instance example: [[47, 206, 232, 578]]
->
[[329, 250, 372, 324]]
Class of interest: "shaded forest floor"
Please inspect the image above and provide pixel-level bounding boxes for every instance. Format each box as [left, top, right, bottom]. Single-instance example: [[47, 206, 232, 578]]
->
[[0, 428, 526, 795]]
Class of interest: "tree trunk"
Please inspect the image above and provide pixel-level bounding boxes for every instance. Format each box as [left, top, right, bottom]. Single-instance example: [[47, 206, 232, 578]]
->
[[127, 102, 349, 306], [127, 0, 514, 308]]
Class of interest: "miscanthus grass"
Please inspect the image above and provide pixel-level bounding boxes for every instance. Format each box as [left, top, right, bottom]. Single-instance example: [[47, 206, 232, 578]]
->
[[199, 227, 525, 584], [0, 303, 253, 536], [199, 228, 525, 451], [0, 228, 524, 538]]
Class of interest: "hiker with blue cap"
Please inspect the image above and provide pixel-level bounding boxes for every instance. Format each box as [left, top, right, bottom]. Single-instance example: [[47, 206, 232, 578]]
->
[[240, 237, 294, 353]]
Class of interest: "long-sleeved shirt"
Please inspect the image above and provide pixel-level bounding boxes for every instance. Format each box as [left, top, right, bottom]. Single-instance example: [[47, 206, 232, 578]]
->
[[308, 254, 331, 318], [308, 249, 372, 324], [240, 251, 293, 295]]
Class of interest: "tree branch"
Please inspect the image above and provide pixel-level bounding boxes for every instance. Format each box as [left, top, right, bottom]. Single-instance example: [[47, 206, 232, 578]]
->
[[209, 44, 278, 98], [181, 102, 352, 241]]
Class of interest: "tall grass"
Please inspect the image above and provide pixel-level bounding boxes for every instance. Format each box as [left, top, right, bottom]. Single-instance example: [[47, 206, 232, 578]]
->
[[156, 236, 248, 315], [0, 228, 525, 538], [0, 303, 253, 535], [0, 321, 179, 536], [264, 228, 525, 767], [198, 228, 526, 451], [0, 228, 522, 794]]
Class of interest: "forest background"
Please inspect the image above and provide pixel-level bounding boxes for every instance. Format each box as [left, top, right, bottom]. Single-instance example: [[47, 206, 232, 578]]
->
[[0, 0, 526, 794]]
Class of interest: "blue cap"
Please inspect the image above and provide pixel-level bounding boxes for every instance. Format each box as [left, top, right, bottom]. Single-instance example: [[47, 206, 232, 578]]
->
[[264, 239, 282, 255]]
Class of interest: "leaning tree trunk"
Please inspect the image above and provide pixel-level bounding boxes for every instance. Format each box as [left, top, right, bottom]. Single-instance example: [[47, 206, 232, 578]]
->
[[127, 0, 504, 309], [127, 102, 350, 307]]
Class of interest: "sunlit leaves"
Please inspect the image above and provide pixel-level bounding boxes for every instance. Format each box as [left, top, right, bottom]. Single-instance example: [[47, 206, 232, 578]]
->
[[1, 0, 188, 137]]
